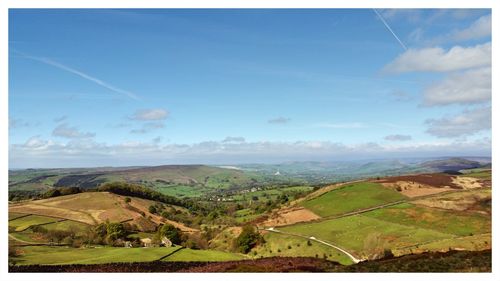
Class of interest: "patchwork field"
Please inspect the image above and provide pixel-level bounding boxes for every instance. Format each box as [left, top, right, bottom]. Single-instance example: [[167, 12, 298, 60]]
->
[[278, 214, 453, 259], [9, 215, 61, 232], [8, 192, 197, 232], [300, 182, 406, 217]]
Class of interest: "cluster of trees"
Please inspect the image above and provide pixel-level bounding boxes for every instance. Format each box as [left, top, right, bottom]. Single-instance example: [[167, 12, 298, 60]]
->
[[234, 225, 264, 254], [42, 187, 82, 198]]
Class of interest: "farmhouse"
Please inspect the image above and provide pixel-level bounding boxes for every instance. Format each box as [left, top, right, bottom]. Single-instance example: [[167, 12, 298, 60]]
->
[[140, 238, 152, 247]]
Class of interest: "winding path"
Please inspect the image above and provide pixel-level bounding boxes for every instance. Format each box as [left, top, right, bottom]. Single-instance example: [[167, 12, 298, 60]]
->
[[262, 227, 364, 264]]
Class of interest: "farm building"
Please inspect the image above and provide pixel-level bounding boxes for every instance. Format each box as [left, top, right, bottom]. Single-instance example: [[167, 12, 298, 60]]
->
[[140, 238, 152, 247]]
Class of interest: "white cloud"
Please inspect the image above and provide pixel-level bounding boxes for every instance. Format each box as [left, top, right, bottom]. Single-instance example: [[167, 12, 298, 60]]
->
[[9, 136, 491, 168], [425, 106, 491, 138], [130, 109, 169, 121], [222, 136, 246, 143], [384, 42, 491, 73], [268, 117, 291, 124], [423, 67, 491, 106], [448, 14, 491, 42], [385, 134, 412, 141], [52, 123, 95, 139]]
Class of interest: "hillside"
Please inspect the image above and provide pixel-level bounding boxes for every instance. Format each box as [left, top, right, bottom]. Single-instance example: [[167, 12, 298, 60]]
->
[[256, 170, 491, 263], [9, 192, 196, 232], [9, 165, 292, 199]]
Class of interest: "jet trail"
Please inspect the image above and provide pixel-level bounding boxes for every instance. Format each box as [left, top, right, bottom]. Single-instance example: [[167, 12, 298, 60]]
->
[[373, 9, 408, 51], [12, 50, 141, 101]]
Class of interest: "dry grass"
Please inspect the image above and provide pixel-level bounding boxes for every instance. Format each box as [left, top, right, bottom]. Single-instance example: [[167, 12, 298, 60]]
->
[[8, 192, 197, 232], [259, 207, 320, 227]]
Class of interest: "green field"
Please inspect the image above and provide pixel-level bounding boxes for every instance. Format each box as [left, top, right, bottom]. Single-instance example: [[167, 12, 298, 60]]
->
[[278, 215, 452, 258], [229, 186, 314, 202], [234, 209, 261, 223], [162, 248, 246, 262], [9, 215, 60, 232], [42, 220, 90, 232], [301, 182, 406, 217], [364, 203, 491, 236], [155, 184, 205, 198], [254, 231, 353, 265], [12, 246, 182, 265]]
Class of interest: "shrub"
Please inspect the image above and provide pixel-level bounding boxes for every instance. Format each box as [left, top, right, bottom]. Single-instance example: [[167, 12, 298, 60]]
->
[[124, 197, 131, 203]]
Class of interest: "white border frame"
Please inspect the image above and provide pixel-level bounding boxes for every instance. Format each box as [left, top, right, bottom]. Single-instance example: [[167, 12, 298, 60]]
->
[[1, 1, 497, 281]]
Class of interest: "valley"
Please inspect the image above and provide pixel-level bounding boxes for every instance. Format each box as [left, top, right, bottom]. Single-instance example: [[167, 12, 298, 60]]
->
[[8, 158, 492, 272]]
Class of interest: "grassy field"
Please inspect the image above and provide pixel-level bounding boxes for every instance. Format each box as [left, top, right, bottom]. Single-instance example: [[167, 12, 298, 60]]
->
[[9, 215, 60, 232], [42, 220, 90, 232], [155, 185, 205, 198], [278, 214, 452, 258], [253, 231, 353, 265], [234, 208, 261, 223], [162, 248, 246, 262], [229, 186, 314, 202], [363, 203, 491, 236], [12, 246, 182, 265], [301, 182, 406, 217]]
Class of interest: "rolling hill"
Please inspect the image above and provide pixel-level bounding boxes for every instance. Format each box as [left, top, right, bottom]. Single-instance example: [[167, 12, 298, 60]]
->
[[9, 192, 197, 232]]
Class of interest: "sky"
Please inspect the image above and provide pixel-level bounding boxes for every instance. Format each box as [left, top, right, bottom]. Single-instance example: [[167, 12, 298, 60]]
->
[[8, 9, 492, 168]]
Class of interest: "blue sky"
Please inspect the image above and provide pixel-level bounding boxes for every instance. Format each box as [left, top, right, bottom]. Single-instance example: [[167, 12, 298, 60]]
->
[[9, 9, 492, 168]]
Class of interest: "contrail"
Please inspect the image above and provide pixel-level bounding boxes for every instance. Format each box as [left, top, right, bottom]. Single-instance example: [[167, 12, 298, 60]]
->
[[373, 9, 408, 51], [12, 50, 141, 101]]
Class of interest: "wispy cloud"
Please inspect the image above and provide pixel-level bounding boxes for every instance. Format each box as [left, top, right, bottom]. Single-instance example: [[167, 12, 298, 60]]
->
[[268, 117, 291, 124], [52, 123, 96, 139], [14, 50, 140, 101], [130, 109, 169, 121], [385, 134, 412, 141]]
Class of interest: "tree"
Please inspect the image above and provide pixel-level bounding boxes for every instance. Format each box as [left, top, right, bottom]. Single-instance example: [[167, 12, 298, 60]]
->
[[124, 197, 131, 203], [149, 205, 157, 214], [158, 224, 182, 245], [234, 225, 263, 254], [106, 222, 127, 242]]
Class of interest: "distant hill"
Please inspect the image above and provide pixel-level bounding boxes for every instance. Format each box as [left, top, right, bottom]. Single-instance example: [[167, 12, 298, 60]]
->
[[419, 158, 483, 172], [9, 165, 288, 197]]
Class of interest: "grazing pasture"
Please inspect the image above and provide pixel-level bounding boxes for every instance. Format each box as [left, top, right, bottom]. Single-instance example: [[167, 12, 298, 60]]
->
[[11, 246, 182, 265], [300, 182, 406, 217], [278, 215, 452, 258]]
